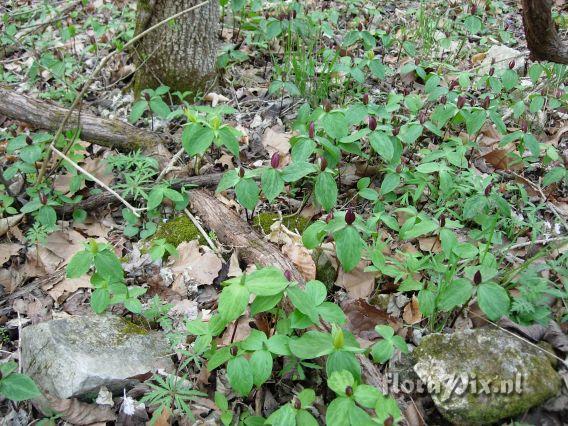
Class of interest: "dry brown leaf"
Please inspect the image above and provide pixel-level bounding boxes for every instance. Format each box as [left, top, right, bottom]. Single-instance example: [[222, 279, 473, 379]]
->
[[44, 276, 91, 302], [336, 261, 376, 299], [402, 296, 422, 325], [261, 125, 291, 158], [418, 236, 441, 253], [204, 92, 230, 107], [170, 241, 222, 295], [471, 51, 486, 64], [549, 124, 568, 147], [227, 251, 243, 277], [46, 396, 117, 424], [0, 243, 23, 264], [282, 243, 316, 281], [342, 299, 400, 341], [482, 148, 521, 170], [0, 214, 24, 237]]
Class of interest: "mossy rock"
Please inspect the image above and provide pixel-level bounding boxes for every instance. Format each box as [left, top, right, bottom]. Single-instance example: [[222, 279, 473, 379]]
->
[[253, 212, 311, 235], [312, 247, 337, 289], [154, 215, 205, 247], [413, 328, 561, 425]]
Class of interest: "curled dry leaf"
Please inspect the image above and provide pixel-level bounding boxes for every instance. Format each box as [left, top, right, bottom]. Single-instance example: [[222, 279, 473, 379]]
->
[[336, 260, 376, 299], [282, 242, 316, 281], [261, 125, 291, 159], [342, 299, 400, 341], [418, 236, 441, 253], [403, 295, 423, 325], [170, 240, 222, 296], [204, 92, 230, 107], [46, 396, 117, 424], [0, 243, 23, 264], [0, 214, 24, 238]]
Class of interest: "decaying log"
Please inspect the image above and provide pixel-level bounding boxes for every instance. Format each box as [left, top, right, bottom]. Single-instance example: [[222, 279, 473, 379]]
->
[[522, 0, 568, 64], [0, 89, 166, 150], [187, 189, 305, 284], [57, 173, 224, 215], [186, 190, 392, 395]]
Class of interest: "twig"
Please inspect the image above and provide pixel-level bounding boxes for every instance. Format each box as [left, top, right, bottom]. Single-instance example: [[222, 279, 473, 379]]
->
[[183, 208, 218, 253], [156, 147, 185, 183], [51, 146, 142, 217], [36, 0, 212, 184], [507, 235, 568, 250]]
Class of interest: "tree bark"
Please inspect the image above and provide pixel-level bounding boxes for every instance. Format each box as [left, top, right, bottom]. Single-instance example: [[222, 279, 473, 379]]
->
[[133, 0, 220, 95], [521, 0, 568, 64], [0, 89, 166, 151]]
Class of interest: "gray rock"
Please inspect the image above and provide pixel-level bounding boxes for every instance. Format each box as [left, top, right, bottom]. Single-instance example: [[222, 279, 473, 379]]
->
[[479, 45, 525, 75], [21, 315, 173, 399], [413, 328, 561, 425]]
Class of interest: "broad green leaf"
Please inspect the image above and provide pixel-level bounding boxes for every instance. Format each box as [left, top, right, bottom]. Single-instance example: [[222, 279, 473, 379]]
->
[[245, 267, 289, 296], [90, 288, 111, 314], [326, 351, 361, 383], [327, 370, 355, 395], [67, 251, 93, 278], [322, 111, 349, 140], [0, 373, 41, 401], [437, 279, 473, 312], [314, 172, 337, 212], [249, 350, 272, 387], [182, 124, 215, 157], [326, 397, 354, 426], [289, 330, 334, 359], [477, 282, 510, 321], [261, 168, 284, 202], [369, 132, 394, 162], [398, 123, 423, 144], [93, 250, 123, 280], [235, 178, 259, 210], [381, 173, 400, 194], [130, 100, 147, 123], [218, 282, 249, 323], [227, 356, 253, 396], [334, 225, 363, 272]]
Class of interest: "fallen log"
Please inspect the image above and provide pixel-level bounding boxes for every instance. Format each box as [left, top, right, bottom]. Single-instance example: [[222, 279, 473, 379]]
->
[[57, 173, 224, 215], [0, 89, 166, 151], [521, 0, 568, 64]]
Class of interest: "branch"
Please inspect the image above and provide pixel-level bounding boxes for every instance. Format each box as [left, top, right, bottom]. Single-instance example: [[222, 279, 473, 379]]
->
[[521, 0, 568, 64], [0, 89, 165, 151]]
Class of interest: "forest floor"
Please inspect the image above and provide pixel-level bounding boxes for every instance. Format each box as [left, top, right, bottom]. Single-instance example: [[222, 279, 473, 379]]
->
[[0, 0, 567, 425]]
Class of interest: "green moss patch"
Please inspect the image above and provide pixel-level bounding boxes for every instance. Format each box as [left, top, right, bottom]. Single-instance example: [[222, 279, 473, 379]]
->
[[154, 215, 205, 247], [253, 212, 311, 235]]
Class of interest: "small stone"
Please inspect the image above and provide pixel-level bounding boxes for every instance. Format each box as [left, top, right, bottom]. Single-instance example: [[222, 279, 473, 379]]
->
[[21, 315, 173, 399], [413, 328, 561, 425]]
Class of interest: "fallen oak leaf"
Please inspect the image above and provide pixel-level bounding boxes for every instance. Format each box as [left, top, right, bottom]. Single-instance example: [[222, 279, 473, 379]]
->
[[0, 214, 24, 237], [402, 295, 422, 325]]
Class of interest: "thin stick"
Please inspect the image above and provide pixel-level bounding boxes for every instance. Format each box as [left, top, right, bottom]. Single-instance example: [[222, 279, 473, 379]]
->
[[183, 208, 218, 253], [51, 146, 142, 217], [36, 0, 211, 184], [156, 147, 185, 183], [507, 235, 568, 250]]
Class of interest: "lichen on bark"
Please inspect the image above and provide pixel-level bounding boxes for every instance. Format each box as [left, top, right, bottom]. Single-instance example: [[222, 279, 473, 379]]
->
[[133, 0, 220, 97]]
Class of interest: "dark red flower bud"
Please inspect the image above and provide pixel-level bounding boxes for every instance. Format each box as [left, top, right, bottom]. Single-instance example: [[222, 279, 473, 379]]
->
[[396, 164, 403, 173], [440, 95, 447, 105], [345, 209, 356, 225], [457, 95, 466, 109], [449, 80, 459, 90], [271, 152, 280, 169], [414, 57, 420, 66], [471, 4, 478, 14], [484, 183, 492, 196], [284, 270, 293, 281], [25, 136, 33, 145], [143, 92, 151, 102], [482, 96, 490, 109], [291, 10, 297, 19], [368, 116, 377, 131], [488, 67, 495, 76], [418, 111, 427, 124], [403, 87, 410, 96], [39, 191, 48, 205], [384, 416, 394, 426], [323, 99, 332, 112], [520, 119, 528, 133], [309, 121, 315, 139], [293, 398, 301, 410], [239, 168, 245, 178], [357, 22, 363, 31], [319, 157, 327, 171], [440, 214, 446, 228], [392, 126, 400, 137], [508, 60, 515, 69], [362, 93, 369, 105], [230, 346, 238, 356], [474, 270, 482, 285], [345, 386, 353, 396], [325, 212, 334, 223]]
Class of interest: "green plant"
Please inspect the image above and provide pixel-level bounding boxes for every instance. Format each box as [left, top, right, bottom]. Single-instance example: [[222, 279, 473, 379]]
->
[[0, 361, 41, 402], [141, 374, 206, 424], [130, 86, 171, 124]]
